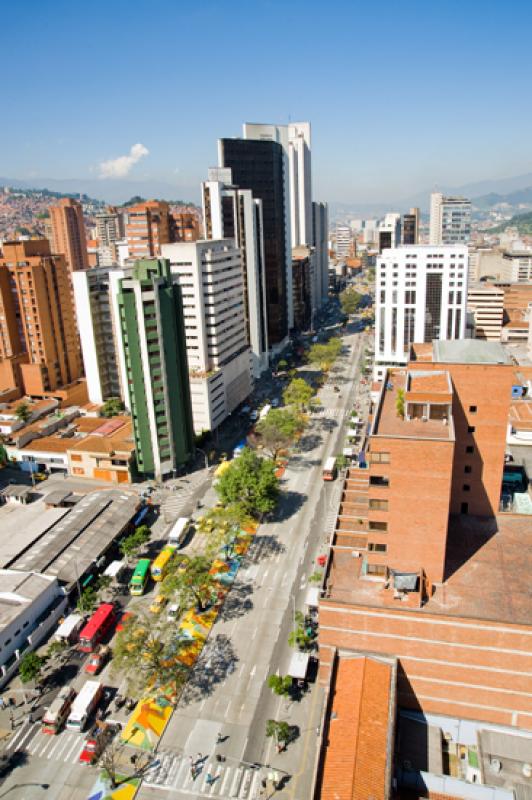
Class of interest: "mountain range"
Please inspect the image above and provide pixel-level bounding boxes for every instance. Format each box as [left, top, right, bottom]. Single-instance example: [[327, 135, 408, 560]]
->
[[0, 176, 200, 205]]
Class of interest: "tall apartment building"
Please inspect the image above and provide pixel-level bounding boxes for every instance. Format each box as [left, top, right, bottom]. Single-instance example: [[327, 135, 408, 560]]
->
[[162, 240, 252, 433], [287, 122, 312, 247], [467, 283, 504, 341], [95, 207, 124, 266], [312, 201, 329, 305], [335, 224, 352, 258], [110, 258, 194, 479], [0, 240, 82, 395], [501, 250, 532, 282], [429, 192, 471, 245], [72, 267, 122, 404], [375, 245, 468, 377], [219, 136, 290, 346], [202, 168, 268, 377], [378, 213, 401, 253], [319, 341, 528, 730], [170, 211, 201, 242], [401, 207, 419, 245], [291, 246, 312, 331], [49, 197, 89, 272], [125, 201, 171, 260]]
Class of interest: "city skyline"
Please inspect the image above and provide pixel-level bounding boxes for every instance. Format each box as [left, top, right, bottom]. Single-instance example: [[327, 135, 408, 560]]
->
[[3, 0, 532, 205]]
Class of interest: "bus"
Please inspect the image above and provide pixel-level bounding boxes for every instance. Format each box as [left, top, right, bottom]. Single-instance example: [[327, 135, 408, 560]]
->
[[78, 604, 117, 653], [151, 547, 175, 582], [322, 457, 337, 481], [168, 517, 190, 548], [66, 681, 103, 732], [129, 558, 151, 596], [42, 686, 76, 734]]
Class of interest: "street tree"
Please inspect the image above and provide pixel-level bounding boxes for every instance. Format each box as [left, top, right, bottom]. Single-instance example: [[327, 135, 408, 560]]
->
[[288, 611, 314, 651], [19, 652, 46, 685], [112, 611, 188, 701], [161, 555, 219, 612], [100, 397, 125, 418], [119, 524, 151, 564], [15, 402, 31, 423], [339, 287, 362, 316], [267, 674, 292, 697], [265, 719, 291, 752], [77, 586, 97, 614], [308, 339, 342, 372], [282, 378, 314, 412], [256, 408, 305, 459], [216, 448, 279, 518], [196, 504, 250, 558]]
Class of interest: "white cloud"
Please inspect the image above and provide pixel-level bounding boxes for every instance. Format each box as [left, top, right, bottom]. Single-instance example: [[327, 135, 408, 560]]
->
[[98, 143, 149, 179]]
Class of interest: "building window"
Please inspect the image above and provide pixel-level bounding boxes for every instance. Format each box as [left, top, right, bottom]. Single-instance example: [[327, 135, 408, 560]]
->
[[461, 502, 469, 514], [70, 454, 82, 462], [466, 445, 474, 454], [366, 564, 387, 576], [369, 499, 388, 511], [371, 452, 390, 464], [469, 405, 477, 413], [463, 484, 470, 492], [467, 426, 475, 434], [369, 476, 389, 487], [72, 467, 85, 476], [368, 520, 388, 532], [368, 543, 387, 553], [464, 465, 472, 474]]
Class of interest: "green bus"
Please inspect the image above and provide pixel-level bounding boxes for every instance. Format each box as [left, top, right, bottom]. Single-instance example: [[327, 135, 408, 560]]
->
[[129, 558, 151, 596]]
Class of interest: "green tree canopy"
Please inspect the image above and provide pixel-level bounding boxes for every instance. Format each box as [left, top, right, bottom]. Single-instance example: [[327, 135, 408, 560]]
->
[[119, 523, 151, 563], [267, 674, 292, 697], [216, 448, 279, 518], [15, 402, 31, 423], [339, 287, 362, 315], [77, 586, 97, 614], [308, 339, 342, 372], [100, 397, 125, 418], [19, 652, 46, 684], [266, 719, 291, 750], [161, 554, 219, 612], [196, 504, 250, 557], [256, 408, 305, 459], [282, 378, 314, 411]]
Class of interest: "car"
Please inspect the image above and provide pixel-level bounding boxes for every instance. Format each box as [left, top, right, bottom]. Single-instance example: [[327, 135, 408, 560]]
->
[[249, 410, 259, 421], [149, 594, 167, 614], [84, 645, 111, 675], [116, 611, 134, 633], [167, 603, 180, 622], [79, 736, 103, 765]]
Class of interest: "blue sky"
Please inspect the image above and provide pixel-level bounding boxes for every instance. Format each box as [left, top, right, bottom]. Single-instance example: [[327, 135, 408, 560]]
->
[[3, 0, 532, 204]]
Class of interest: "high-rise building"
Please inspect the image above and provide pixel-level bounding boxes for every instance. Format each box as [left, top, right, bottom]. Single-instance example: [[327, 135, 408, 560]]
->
[[378, 213, 401, 253], [501, 250, 532, 282], [429, 192, 471, 245], [374, 245, 468, 377], [219, 136, 290, 346], [49, 197, 89, 272], [287, 122, 312, 247], [125, 201, 171, 260], [72, 267, 122, 404], [335, 224, 352, 258], [110, 258, 194, 479], [0, 240, 82, 395], [170, 211, 201, 242], [162, 240, 252, 434], [202, 168, 268, 377], [401, 207, 419, 245], [95, 207, 124, 266], [312, 201, 329, 306], [291, 246, 313, 331], [467, 283, 504, 341]]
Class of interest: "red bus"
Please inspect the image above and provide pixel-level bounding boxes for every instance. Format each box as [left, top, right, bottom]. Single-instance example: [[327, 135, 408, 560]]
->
[[78, 603, 117, 653]]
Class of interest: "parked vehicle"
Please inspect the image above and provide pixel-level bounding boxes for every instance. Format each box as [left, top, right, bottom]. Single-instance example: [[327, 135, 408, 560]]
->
[[129, 558, 151, 596], [42, 686, 76, 735], [78, 604, 117, 653], [166, 603, 180, 622], [168, 517, 190, 549], [84, 645, 111, 675], [66, 681, 104, 732], [151, 547, 175, 582], [54, 613, 84, 645], [149, 594, 167, 614]]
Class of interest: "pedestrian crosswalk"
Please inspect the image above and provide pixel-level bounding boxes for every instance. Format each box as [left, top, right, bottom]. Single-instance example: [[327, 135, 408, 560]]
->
[[157, 471, 209, 520], [143, 750, 269, 798], [3, 720, 88, 764]]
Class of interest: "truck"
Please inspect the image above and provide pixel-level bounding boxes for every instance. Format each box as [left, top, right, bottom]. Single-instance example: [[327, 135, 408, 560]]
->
[[66, 680, 103, 732], [54, 613, 84, 645]]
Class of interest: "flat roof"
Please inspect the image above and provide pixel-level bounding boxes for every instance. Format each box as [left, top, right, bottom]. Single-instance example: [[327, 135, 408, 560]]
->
[[324, 514, 532, 626], [373, 370, 454, 441], [433, 340, 510, 364], [9, 489, 138, 585], [0, 570, 57, 630], [407, 370, 451, 395]]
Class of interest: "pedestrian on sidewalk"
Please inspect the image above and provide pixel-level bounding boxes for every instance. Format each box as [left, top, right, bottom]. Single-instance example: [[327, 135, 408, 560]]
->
[[195, 752, 203, 764], [216, 732, 223, 744]]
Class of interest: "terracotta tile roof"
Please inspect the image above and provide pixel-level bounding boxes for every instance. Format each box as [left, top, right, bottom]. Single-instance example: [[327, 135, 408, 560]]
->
[[319, 656, 393, 800]]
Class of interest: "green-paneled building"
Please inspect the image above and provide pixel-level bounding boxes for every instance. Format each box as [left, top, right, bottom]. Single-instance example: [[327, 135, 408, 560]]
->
[[116, 258, 194, 479]]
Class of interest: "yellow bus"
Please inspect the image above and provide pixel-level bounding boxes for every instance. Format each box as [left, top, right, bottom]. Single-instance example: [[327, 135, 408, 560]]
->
[[150, 547, 175, 582]]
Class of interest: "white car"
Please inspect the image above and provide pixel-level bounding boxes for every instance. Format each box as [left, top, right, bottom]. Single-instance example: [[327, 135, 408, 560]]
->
[[249, 410, 259, 421]]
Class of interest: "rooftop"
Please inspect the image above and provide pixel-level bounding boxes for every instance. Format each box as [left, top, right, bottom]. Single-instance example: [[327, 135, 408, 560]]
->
[[432, 340, 511, 365], [324, 514, 532, 626], [407, 370, 451, 396], [318, 655, 394, 800], [372, 370, 454, 441], [0, 570, 58, 630]]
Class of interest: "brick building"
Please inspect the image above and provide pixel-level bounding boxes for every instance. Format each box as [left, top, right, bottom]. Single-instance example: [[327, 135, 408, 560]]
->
[[49, 197, 89, 272], [319, 340, 532, 729], [125, 201, 171, 260]]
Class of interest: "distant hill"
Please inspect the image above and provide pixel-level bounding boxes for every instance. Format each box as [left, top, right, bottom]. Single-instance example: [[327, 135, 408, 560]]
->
[[473, 186, 532, 210], [489, 211, 532, 234], [0, 176, 200, 205]]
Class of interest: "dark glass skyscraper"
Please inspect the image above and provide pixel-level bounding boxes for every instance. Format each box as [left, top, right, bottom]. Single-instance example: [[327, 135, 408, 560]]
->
[[219, 138, 288, 345]]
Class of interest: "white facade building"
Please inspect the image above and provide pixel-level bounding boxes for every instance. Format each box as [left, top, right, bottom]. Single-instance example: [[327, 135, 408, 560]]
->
[[378, 213, 401, 252], [0, 570, 67, 688], [467, 283, 504, 342], [336, 224, 352, 258], [502, 251, 532, 282], [202, 168, 269, 377], [287, 122, 312, 248], [162, 240, 252, 433], [429, 193, 471, 245], [374, 245, 469, 378], [72, 267, 122, 404]]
